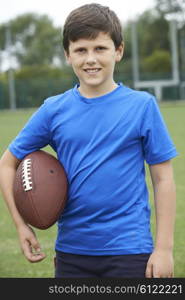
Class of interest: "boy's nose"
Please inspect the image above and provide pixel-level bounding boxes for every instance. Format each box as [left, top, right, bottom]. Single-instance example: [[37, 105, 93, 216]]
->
[[85, 53, 97, 65]]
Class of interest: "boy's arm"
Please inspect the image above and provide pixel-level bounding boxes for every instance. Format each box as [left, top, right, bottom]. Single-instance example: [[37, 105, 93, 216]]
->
[[0, 149, 46, 263], [145, 160, 176, 278]]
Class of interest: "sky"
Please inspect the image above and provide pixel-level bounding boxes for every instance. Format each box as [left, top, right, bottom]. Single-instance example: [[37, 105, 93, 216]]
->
[[0, 0, 156, 26]]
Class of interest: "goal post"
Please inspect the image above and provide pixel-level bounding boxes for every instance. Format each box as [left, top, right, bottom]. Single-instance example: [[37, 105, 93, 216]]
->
[[131, 20, 180, 101]]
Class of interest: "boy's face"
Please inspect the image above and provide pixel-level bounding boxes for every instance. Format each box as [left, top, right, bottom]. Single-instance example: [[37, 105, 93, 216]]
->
[[65, 32, 124, 96]]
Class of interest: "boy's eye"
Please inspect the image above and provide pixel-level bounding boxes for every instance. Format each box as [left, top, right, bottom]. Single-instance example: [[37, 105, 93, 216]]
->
[[76, 48, 86, 53], [96, 46, 106, 51]]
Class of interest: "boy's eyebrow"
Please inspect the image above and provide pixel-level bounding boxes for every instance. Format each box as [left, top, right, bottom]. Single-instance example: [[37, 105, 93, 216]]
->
[[73, 44, 108, 51], [73, 46, 86, 51]]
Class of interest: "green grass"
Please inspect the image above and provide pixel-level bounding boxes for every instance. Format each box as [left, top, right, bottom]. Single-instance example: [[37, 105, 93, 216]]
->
[[0, 102, 184, 277]]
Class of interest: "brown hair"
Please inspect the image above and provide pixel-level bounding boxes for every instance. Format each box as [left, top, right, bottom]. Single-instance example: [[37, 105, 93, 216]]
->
[[63, 3, 123, 53]]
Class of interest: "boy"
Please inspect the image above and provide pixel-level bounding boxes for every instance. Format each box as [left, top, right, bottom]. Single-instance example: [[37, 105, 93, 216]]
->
[[0, 3, 178, 278]]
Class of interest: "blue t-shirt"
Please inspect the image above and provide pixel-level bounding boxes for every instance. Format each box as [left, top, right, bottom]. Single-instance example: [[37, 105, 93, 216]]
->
[[9, 83, 178, 255]]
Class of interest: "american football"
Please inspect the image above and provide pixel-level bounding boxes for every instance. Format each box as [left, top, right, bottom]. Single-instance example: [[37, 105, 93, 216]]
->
[[13, 150, 68, 229]]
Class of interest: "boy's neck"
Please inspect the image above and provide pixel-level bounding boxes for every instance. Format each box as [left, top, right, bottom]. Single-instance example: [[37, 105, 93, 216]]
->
[[78, 81, 118, 99]]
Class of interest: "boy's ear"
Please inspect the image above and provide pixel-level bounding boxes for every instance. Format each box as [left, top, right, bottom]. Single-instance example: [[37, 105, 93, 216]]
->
[[64, 50, 71, 65], [115, 42, 124, 62]]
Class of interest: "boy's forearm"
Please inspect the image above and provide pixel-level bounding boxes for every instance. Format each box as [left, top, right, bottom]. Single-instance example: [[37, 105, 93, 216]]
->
[[0, 164, 26, 229], [153, 178, 176, 251]]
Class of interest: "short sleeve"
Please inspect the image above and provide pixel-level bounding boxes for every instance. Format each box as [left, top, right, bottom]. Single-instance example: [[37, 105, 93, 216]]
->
[[9, 101, 51, 160], [140, 97, 178, 165]]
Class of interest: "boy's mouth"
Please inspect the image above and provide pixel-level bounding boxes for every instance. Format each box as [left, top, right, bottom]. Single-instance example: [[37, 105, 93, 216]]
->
[[84, 68, 101, 74]]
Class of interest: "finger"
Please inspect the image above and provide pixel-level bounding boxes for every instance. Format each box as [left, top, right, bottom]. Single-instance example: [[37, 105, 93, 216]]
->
[[152, 265, 161, 278], [167, 271, 174, 278], [29, 237, 46, 263], [30, 236, 41, 252], [29, 252, 46, 263], [23, 240, 46, 263], [145, 262, 153, 278], [29, 237, 46, 260], [22, 240, 35, 261]]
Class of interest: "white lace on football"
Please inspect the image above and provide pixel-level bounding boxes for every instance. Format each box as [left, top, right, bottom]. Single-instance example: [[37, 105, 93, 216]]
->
[[21, 158, 33, 191]]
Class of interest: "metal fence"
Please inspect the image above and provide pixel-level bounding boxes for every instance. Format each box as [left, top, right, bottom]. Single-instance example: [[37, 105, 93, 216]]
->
[[0, 73, 185, 109]]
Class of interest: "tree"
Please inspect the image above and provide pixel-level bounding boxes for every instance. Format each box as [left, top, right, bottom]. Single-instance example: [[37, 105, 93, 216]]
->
[[0, 13, 64, 69], [155, 0, 185, 25], [114, 10, 173, 81], [136, 10, 170, 58], [155, 0, 185, 15], [142, 50, 171, 73]]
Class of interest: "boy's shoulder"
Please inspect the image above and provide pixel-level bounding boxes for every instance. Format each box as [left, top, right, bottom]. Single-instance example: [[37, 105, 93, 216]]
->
[[44, 88, 73, 107], [122, 84, 155, 106]]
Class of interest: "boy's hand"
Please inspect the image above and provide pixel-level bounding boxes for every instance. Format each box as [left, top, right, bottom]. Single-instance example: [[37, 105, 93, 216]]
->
[[17, 224, 46, 263], [145, 250, 174, 278]]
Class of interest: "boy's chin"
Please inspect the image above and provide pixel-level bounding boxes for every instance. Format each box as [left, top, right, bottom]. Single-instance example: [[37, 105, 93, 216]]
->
[[80, 78, 105, 88]]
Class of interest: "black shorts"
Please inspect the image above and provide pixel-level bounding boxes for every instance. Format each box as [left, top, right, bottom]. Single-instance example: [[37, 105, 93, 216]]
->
[[54, 250, 151, 278]]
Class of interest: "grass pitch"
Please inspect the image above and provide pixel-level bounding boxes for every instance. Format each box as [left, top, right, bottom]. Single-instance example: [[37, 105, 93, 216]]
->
[[0, 102, 184, 277]]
